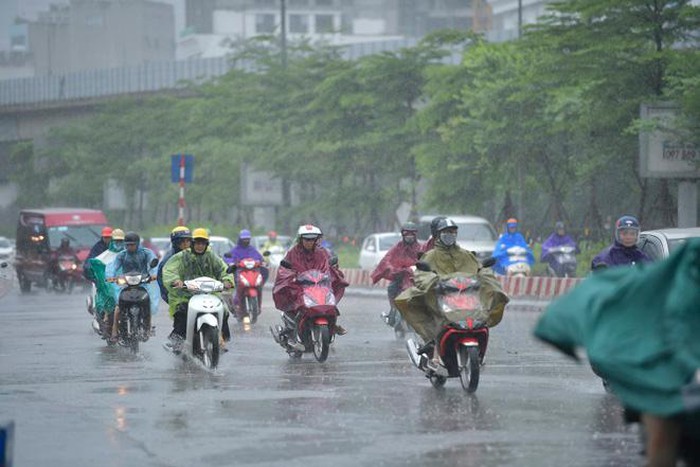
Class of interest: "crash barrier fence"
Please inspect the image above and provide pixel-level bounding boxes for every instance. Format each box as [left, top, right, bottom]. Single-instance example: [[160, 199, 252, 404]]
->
[[267, 268, 583, 300]]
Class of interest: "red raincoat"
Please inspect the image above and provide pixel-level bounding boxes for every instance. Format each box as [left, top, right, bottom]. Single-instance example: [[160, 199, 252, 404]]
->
[[272, 243, 349, 313], [370, 240, 422, 290]]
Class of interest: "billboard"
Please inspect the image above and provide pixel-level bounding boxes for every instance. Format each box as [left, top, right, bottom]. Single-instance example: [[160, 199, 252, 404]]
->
[[639, 103, 700, 178]]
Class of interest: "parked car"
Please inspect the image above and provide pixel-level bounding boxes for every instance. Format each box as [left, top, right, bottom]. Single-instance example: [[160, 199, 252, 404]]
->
[[0, 236, 13, 262], [209, 235, 235, 259], [638, 227, 700, 261], [14, 208, 108, 293], [417, 214, 498, 261], [359, 232, 402, 271]]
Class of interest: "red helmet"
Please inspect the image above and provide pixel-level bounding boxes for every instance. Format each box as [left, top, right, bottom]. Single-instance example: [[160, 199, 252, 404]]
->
[[101, 226, 113, 237]]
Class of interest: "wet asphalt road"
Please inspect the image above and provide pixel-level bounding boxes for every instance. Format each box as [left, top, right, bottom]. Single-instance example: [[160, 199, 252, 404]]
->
[[0, 282, 643, 467]]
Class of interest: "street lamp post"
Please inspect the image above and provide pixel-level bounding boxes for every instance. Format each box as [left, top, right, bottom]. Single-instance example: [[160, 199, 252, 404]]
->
[[280, 0, 287, 68]]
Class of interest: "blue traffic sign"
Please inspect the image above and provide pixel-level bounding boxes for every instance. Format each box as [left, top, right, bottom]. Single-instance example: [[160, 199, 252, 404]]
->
[[171, 154, 194, 183]]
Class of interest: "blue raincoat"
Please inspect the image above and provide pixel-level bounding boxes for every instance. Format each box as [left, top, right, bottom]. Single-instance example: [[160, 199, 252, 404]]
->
[[492, 232, 534, 275], [107, 246, 160, 315]]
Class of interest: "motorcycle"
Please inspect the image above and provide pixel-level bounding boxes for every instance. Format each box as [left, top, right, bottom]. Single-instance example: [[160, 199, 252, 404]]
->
[[544, 245, 577, 277], [166, 276, 226, 370], [405, 260, 494, 393], [270, 260, 339, 362], [231, 257, 264, 324], [52, 254, 81, 293], [109, 270, 156, 353], [503, 246, 532, 277], [263, 245, 287, 268]]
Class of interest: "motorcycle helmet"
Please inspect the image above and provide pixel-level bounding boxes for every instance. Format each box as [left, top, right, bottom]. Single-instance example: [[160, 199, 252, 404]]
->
[[401, 222, 418, 244], [170, 226, 192, 245], [268, 230, 278, 240], [192, 228, 210, 242], [555, 221, 565, 231], [239, 229, 252, 240], [111, 229, 126, 241], [429, 216, 447, 239], [101, 226, 113, 238], [297, 224, 322, 240], [435, 218, 458, 233], [124, 232, 140, 247], [615, 215, 640, 242]]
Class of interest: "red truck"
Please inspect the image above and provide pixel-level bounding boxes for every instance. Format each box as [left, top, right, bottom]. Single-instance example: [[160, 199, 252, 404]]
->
[[14, 208, 108, 293]]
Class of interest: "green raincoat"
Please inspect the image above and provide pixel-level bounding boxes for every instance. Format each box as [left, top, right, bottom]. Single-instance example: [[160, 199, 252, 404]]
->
[[534, 239, 700, 420], [86, 240, 124, 317], [162, 249, 234, 317], [395, 242, 509, 343]]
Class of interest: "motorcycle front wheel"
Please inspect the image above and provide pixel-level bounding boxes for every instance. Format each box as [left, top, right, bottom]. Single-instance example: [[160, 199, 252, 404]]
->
[[458, 346, 480, 393], [246, 296, 259, 324], [199, 324, 220, 369], [312, 324, 330, 362]]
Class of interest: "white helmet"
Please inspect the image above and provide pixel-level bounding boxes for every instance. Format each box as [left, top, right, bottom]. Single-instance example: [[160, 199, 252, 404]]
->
[[297, 224, 322, 239]]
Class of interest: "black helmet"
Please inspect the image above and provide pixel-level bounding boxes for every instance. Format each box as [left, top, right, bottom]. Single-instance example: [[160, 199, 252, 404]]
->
[[430, 216, 447, 238], [435, 218, 458, 233], [124, 232, 140, 246]]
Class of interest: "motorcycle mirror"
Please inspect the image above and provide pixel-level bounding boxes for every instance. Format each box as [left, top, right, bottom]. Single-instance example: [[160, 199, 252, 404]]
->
[[223, 252, 232, 259], [480, 257, 497, 269], [280, 259, 293, 270], [0, 262, 7, 268], [262, 250, 271, 257], [329, 255, 338, 267], [415, 261, 432, 272], [150, 258, 159, 268]]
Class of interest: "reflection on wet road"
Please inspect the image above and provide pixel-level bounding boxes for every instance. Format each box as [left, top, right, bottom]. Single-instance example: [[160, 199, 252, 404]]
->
[[0, 286, 642, 466]]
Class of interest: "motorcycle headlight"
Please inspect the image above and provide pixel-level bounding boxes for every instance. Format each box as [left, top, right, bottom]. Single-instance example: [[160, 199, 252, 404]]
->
[[116, 277, 127, 286], [125, 275, 141, 286]]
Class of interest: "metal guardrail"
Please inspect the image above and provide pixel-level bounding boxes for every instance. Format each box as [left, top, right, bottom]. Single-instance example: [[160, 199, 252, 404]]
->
[[0, 38, 435, 108]]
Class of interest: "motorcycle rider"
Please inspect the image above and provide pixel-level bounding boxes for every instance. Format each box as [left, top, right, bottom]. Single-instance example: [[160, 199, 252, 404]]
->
[[274, 224, 348, 336], [85, 229, 126, 336], [162, 228, 234, 352], [83, 226, 113, 280], [541, 221, 579, 270], [261, 230, 282, 252], [107, 232, 159, 342], [591, 215, 650, 270], [371, 222, 422, 326], [51, 238, 78, 289], [420, 216, 446, 254], [492, 218, 534, 275], [396, 218, 508, 362], [157, 226, 192, 303], [225, 229, 269, 317]]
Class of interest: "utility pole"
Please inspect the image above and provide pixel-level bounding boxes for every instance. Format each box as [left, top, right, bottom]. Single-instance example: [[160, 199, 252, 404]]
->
[[280, 0, 287, 69]]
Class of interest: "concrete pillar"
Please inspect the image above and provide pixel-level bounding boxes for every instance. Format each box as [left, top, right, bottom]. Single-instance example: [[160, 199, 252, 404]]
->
[[677, 181, 698, 228]]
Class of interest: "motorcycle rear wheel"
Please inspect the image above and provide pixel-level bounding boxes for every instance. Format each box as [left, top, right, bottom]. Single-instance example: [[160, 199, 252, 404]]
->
[[200, 325, 220, 369], [458, 346, 480, 393], [128, 314, 139, 354], [312, 324, 330, 362]]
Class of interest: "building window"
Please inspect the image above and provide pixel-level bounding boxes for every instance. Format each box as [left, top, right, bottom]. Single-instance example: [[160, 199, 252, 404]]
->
[[315, 14, 334, 33], [256, 14, 276, 33], [289, 14, 309, 33], [340, 14, 353, 34]]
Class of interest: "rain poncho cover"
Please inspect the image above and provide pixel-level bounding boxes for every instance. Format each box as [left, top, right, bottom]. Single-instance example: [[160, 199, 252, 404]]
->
[[225, 239, 263, 265], [534, 239, 700, 417], [85, 240, 123, 317], [395, 241, 509, 343], [492, 231, 534, 274], [370, 239, 422, 290], [591, 241, 651, 269], [107, 246, 160, 315], [541, 233, 578, 261], [272, 243, 348, 313]]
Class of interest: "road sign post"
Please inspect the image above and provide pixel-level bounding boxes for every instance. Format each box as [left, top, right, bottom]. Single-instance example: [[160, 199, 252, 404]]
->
[[171, 154, 194, 226]]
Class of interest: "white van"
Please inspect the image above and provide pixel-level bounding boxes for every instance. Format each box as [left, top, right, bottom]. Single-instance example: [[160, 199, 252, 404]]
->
[[417, 214, 497, 261]]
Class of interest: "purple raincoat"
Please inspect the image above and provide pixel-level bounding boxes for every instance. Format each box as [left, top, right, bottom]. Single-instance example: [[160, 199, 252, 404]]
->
[[591, 241, 651, 270], [541, 233, 578, 261]]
